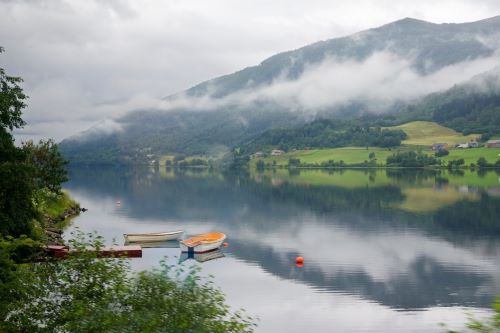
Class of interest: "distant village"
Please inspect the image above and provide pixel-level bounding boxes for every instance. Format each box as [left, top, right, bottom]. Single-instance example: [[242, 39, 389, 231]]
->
[[431, 139, 500, 150]]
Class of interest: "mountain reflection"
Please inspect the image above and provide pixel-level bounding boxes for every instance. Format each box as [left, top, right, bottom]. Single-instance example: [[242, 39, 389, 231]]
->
[[66, 166, 500, 310]]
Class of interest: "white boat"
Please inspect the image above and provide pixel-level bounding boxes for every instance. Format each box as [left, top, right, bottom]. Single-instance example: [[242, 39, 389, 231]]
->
[[123, 230, 183, 243], [180, 232, 226, 253], [124, 240, 180, 248]]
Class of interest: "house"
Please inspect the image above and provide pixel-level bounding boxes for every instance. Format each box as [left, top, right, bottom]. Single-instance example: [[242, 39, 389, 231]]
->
[[271, 149, 284, 156], [486, 140, 500, 148], [468, 141, 479, 148], [456, 143, 469, 149], [431, 143, 448, 150], [253, 152, 265, 158]]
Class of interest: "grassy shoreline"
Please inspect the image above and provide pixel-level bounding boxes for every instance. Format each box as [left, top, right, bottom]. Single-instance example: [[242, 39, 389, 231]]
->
[[35, 190, 81, 244], [251, 146, 500, 169]]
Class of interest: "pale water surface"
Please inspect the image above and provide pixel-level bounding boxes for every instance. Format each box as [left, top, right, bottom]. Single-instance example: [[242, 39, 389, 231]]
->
[[64, 167, 500, 332]]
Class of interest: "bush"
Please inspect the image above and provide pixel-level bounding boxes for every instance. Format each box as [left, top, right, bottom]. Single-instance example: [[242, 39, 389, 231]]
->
[[288, 158, 301, 167], [477, 157, 489, 169], [386, 151, 438, 167], [435, 149, 449, 157], [2, 231, 256, 333], [446, 296, 499, 333]]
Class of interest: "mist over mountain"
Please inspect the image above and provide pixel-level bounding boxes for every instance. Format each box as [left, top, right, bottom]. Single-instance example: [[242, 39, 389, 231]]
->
[[60, 15, 500, 164]]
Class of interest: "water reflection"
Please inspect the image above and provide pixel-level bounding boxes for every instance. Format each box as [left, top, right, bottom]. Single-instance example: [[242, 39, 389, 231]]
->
[[179, 249, 225, 263], [65, 166, 500, 330]]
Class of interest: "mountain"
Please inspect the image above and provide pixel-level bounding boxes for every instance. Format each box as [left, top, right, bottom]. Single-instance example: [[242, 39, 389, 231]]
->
[[382, 66, 500, 135], [183, 16, 500, 98], [60, 16, 500, 164]]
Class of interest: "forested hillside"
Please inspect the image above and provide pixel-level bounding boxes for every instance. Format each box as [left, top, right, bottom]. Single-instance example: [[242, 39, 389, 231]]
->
[[241, 119, 407, 154], [60, 16, 500, 164]]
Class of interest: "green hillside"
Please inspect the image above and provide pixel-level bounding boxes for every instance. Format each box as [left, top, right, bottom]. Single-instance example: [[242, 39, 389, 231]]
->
[[60, 16, 500, 165], [389, 121, 479, 146]]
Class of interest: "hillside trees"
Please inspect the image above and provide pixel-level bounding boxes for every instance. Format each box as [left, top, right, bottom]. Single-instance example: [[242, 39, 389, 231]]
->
[[242, 119, 407, 154]]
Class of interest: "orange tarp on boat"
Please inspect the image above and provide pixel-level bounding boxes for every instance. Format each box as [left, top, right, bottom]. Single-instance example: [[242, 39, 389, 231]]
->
[[181, 232, 225, 246]]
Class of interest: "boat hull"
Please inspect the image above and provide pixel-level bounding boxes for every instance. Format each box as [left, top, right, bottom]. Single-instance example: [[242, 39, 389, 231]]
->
[[179, 249, 225, 263], [124, 230, 183, 243], [180, 232, 226, 253]]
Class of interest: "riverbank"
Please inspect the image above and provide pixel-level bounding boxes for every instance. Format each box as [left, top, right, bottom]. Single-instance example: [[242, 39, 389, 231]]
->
[[36, 190, 84, 245]]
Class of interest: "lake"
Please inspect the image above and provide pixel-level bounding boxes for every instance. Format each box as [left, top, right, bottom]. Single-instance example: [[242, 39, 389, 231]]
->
[[64, 166, 500, 332]]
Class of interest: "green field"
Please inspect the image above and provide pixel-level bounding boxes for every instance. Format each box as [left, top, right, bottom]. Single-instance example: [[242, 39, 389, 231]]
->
[[440, 147, 500, 165], [252, 121, 500, 168], [389, 121, 479, 146], [254, 147, 396, 167]]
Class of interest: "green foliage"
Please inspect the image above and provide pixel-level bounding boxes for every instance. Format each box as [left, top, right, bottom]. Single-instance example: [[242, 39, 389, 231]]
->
[[288, 158, 301, 167], [446, 296, 500, 333], [0, 47, 27, 131], [22, 139, 69, 193], [0, 235, 41, 321], [0, 50, 71, 238], [33, 189, 79, 220], [0, 128, 37, 238], [255, 159, 265, 171], [386, 151, 438, 167], [435, 149, 450, 157], [384, 73, 500, 137], [447, 159, 465, 169], [243, 119, 407, 155], [0, 50, 38, 238], [477, 157, 489, 169], [2, 231, 256, 333]]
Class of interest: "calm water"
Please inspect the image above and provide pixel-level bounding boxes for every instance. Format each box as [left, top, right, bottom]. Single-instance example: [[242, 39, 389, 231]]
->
[[64, 166, 500, 332]]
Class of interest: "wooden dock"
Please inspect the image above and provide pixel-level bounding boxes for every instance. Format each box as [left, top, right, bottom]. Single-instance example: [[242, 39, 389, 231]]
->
[[45, 245, 142, 258]]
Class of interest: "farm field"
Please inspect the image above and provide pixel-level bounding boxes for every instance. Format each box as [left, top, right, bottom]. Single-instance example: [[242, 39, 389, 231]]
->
[[389, 121, 479, 145], [254, 147, 396, 167], [440, 147, 500, 165], [252, 121, 500, 168]]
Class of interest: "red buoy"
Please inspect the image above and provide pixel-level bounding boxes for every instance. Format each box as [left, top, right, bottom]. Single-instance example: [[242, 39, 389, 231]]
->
[[295, 256, 304, 265], [223, 242, 229, 248]]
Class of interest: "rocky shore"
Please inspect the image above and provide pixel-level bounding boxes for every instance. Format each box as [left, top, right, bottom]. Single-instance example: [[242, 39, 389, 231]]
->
[[44, 205, 87, 245]]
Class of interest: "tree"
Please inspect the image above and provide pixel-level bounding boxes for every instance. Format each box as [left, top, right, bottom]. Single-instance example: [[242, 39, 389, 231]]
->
[[0, 47, 27, 131], [476, 157, 489, 169], [435, 149, 449, 157], [0, 48, 37, 237], [22, 139, 68, 193], [255, 159, 265, 171]]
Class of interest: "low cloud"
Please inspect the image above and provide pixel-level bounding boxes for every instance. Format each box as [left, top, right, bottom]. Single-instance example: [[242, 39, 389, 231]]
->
[[4, 0, 500, 141], [159, 50, 500, 114], [65, 49, 500, 140]]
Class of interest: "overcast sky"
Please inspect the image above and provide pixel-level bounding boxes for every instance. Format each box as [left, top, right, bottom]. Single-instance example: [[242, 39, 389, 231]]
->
[[1, 0, 500, 142]]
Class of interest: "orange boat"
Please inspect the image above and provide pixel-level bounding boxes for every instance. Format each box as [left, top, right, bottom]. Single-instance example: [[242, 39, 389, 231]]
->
[[180, 232, 226, 253]]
